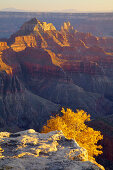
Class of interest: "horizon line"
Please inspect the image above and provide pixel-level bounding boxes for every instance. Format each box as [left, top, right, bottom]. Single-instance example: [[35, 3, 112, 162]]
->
[[0, 8, 113, 13]]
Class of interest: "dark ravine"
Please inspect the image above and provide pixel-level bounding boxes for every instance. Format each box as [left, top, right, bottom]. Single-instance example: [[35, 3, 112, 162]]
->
[[87, 119, 113, 170]]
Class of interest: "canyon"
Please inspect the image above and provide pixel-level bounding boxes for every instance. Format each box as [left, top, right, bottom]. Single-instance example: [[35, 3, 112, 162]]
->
[[0, 18, 113, 169]]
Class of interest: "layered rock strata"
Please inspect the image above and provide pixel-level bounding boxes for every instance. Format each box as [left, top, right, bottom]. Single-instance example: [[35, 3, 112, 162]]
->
[[0, 19, 113, 169]]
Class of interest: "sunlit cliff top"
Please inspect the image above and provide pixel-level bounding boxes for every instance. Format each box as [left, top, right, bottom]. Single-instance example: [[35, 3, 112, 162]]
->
[[19, 17, 56, 34], [0, 129, 104, 170]]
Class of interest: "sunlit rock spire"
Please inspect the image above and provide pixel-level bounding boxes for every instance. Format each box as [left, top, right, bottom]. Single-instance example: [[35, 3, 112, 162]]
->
[[61, 21, 74, 31], [19, 18, 56, 34]]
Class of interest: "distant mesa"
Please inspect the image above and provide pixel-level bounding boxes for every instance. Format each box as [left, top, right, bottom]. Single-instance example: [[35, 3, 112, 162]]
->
[[53, 9, 78, 13], [0, 8, 27, 12], [0, 8, 78, 13]]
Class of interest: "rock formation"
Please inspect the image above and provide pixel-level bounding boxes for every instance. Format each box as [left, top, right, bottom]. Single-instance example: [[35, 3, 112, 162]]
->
[[0, 18, 113, 169], [19, 18, 56, 34], [11, 35, 37, 52], [0, 17, 113, 127], [0, 17, 113, 125], [0, 130, 104, 170], [0, 42, 9, 51]]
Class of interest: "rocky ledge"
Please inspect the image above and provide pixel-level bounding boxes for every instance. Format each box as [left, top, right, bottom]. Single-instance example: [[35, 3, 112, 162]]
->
[[0, 129, 104, 170]]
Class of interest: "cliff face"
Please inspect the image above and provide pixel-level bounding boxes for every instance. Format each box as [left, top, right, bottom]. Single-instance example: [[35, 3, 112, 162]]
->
[[0, 130, 104, 170], [6, 18, 113, 75], [19, 18, 56, 34], [0, 18, 113, 124], [11, 35, 37, 52]]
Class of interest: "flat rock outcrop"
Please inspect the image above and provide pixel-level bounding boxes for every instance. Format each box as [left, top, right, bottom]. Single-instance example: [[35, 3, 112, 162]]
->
[[0, 130, 104, 170]]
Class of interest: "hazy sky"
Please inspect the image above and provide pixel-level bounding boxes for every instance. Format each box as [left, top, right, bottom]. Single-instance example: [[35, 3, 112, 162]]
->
[[0, 0, 113, 12]]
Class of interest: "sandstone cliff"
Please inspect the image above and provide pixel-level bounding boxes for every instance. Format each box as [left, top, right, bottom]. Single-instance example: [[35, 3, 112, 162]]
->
[[0, 18, 113, 126], [0, 17, 113, 122], [5, 18, 113, 75], [0, 42, 9, 51], [11, 35, 37, 52]]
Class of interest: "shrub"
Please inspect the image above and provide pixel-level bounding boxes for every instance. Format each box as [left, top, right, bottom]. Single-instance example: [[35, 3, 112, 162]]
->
[[41, 108, 103, 160]]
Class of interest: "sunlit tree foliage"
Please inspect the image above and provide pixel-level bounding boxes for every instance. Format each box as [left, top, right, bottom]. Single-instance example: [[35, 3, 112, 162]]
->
[[42, 108, 103, 160]]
